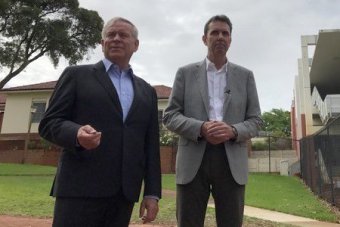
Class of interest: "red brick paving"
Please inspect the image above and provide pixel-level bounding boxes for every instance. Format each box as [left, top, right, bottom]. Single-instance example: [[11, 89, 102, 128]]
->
[[0, 215, 169, 227]]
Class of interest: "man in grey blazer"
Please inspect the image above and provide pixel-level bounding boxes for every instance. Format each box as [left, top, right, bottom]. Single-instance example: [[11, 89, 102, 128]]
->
[[39, 17, 161, 227], [163, 15, 263, 227]]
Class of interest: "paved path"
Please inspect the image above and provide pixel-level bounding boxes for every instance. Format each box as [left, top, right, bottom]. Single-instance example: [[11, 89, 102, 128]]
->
[[244, 205, 340, 227]]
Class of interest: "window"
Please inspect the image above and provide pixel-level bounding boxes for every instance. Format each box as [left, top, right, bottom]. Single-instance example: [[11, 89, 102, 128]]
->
[[158, 109, 164, 127], [31, 101, 46, 123]]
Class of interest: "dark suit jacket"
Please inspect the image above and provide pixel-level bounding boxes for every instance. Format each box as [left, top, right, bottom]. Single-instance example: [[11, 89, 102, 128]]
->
[[39, 61, 161, 202]]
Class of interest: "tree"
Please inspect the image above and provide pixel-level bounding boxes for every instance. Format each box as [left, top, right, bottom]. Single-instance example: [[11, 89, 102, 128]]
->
[[261, 108, 291, 137], [0, 0, 103, 88]]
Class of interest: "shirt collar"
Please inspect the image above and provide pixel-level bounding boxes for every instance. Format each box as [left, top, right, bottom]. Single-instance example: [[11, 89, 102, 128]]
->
[[102, 58, 133, 75], [205, 57, 228, 72]]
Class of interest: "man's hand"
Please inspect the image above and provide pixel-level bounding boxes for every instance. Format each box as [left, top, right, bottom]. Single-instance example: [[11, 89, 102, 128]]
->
[[77, 125, 101, 150], [201, 121, 234, 144], [139, 198, 159, 224]]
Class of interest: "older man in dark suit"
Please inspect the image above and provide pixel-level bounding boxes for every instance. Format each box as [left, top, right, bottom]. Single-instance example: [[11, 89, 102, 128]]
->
[[39, 17, 161, 227]]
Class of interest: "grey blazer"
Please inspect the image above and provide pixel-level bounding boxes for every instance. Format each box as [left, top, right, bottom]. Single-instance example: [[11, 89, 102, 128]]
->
[[163, 60, 263, 185]]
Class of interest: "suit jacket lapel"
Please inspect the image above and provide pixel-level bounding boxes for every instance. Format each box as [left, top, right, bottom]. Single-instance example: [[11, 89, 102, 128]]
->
[[125, 75, 141, 121], [223, 62, 234, 118], [196, 61, 210, 116], [93, 61, 123, 117]]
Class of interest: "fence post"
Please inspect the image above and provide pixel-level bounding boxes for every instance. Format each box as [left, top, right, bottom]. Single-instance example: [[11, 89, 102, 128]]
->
[[268, 136, 271, 173], [327, 127, 335, 205]]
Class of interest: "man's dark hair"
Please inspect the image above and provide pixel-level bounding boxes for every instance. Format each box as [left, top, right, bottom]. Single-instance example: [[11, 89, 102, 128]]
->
[[204, 15, 232, 35]]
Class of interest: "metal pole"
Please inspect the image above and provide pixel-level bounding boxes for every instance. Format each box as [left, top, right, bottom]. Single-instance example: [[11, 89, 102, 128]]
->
[[269, 136, 271, 173], [22, 106, 36, 164], [22, 112, 32, 164]]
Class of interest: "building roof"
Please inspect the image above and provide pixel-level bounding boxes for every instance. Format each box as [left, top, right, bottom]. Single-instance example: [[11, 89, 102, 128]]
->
[[0, 81, 172, 99], [153, 85, 172, 99], [310, 29, 340, 99], [1, 81, 57, 92]]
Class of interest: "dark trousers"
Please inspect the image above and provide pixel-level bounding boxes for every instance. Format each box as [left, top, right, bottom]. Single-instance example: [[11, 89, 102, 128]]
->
[[176, 143, 245, 227], [52, 192, 134, 227]]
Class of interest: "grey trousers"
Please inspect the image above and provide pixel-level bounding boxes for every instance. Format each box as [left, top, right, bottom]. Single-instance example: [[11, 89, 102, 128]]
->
[[176, 143, 245, 227]]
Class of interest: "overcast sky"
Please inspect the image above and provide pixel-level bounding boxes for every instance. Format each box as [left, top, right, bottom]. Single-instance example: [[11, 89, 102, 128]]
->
[[2, 0, 340, 112]]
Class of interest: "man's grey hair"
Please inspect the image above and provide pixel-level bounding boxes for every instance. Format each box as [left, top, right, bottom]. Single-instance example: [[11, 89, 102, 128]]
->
[[101, 17, 139, 39]]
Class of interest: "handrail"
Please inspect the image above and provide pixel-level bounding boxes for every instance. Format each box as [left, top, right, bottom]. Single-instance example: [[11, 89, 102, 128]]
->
[[312, 87, 329, 123], [312, 87, 340, 124]]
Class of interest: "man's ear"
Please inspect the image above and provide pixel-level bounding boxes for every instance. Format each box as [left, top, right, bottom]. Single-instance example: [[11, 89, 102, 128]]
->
[[134, 39, 139, 52], [202, 35, 207, 46]]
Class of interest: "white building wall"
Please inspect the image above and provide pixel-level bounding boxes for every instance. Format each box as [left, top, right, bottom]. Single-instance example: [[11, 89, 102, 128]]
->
[[158, 99, 169, 110], [300, 35, 318, 136], [1, 92, 49, 134], [1, 91, 169, 134], [1, 94, 31, 133]]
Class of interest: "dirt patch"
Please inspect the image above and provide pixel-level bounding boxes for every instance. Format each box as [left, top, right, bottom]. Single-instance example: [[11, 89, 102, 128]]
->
[[0, 215, 166, 227], [0, 189, 177, 227], [0, 215, 52, 227]]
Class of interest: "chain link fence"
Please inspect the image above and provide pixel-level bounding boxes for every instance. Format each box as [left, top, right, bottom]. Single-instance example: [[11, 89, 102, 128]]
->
[[249, 135, 298, 174], [160, 126, 299, 175], [300, 115, 340, 207]]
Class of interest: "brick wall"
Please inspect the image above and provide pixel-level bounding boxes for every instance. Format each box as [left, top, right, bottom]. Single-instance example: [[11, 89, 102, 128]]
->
[[160, 146, 177, 173], [0, 137, 177, 173]]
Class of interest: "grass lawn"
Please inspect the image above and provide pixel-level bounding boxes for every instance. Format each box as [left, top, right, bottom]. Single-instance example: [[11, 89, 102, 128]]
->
[[0, 175, 55, 217], [0, 163, 56, 176], [246, 173, 338, 222], [0, 163, 56, 217], [0, 163, 339, 225]]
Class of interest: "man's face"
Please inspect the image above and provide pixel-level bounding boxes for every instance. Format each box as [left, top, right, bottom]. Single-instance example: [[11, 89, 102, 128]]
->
[[202, 21, 231, 58], [101, 21, 139, 65]]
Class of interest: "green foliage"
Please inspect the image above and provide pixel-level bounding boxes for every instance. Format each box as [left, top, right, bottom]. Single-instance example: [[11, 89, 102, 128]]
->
[[0, 0, 103, 88], [252, 137, 293, 151], [262, 108, 291, 137], [251, 140, 268, 151], [27, 138, 56, 150], [268, 137, 292, 150], [160, 127, 178, 146]]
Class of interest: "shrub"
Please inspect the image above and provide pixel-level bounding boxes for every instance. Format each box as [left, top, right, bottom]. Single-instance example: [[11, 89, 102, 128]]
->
[[251, 141, 268, 151], [160, 127, 178, 146]]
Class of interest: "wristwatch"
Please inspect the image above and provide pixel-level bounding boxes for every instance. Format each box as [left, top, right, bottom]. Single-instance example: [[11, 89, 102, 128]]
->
[[231, 126, 238, 139]]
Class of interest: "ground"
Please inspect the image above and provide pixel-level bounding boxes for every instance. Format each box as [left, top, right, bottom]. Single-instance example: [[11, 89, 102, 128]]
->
[[0, 215, 165, 227], [0, 215, 51, 227]]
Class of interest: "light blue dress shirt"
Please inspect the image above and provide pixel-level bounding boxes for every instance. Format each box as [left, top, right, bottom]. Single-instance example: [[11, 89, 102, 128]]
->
[[102, 58, 134, 122], [102, 59, 159, 201]]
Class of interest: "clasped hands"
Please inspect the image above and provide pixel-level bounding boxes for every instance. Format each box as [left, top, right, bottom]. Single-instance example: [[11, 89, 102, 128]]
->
[[201, 120, 235, 144]]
